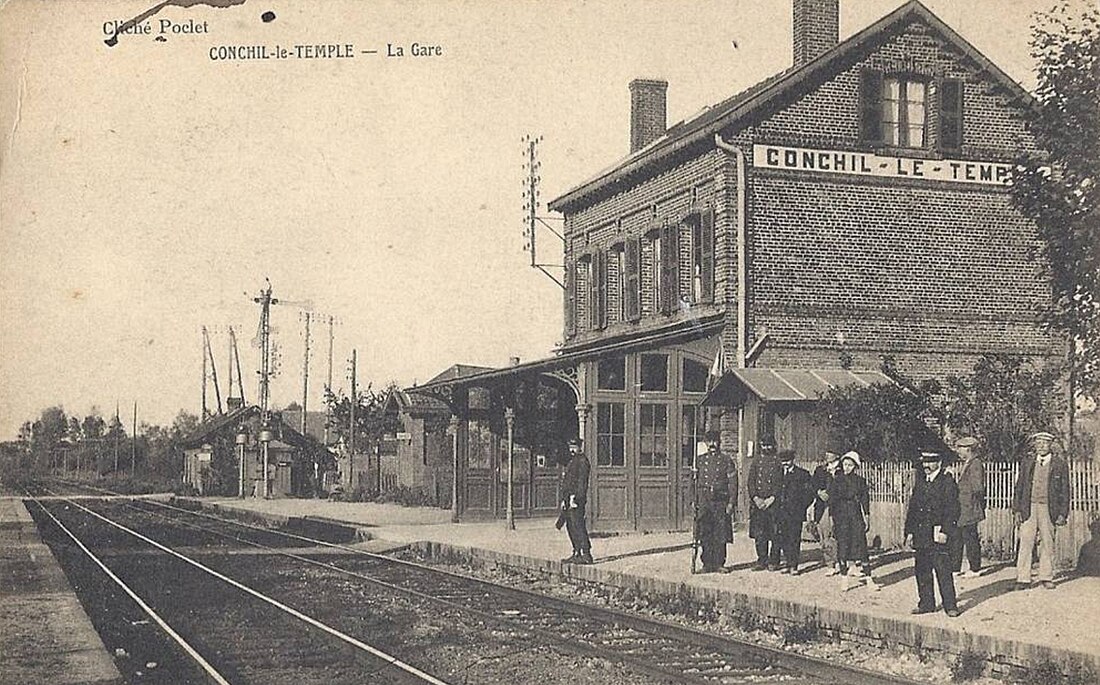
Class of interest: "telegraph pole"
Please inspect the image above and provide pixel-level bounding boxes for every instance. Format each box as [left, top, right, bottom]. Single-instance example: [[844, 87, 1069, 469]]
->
[[202, 329, 208, 419], [521, 134, 565, 289], [324, 315, 334, 447], [348, 349, 357, 491], [113, 401, 120, 473], [131, 401, 137, 476], [301, 312, 311, 433]]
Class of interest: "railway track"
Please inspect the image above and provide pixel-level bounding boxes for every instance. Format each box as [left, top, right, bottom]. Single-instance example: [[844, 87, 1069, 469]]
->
[[27, 481, 924, 685]]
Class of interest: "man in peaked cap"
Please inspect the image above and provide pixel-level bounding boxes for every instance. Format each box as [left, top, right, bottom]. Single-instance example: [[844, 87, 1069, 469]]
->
[[1011, 431, 1070, 590], [748, 441, 782, 570], [774, 449, 814, 574], [951, 436, 986, 578], [560, 438, 593, 565], [905, 449, 960, 617], [693, 430, 738, 572]]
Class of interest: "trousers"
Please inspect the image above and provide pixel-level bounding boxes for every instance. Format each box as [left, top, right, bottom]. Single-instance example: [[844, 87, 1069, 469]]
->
[[565, 503, 591, 555], [1017, 501, 1055, 583], [951, 523, 982, 572], [915, 544, 957, 611]]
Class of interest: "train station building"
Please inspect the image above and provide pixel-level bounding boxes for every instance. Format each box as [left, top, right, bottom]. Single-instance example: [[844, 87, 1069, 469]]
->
[[413, 0, 1056, 531]]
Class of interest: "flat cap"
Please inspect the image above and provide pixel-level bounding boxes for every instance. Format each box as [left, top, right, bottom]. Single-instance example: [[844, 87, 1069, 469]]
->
[[954, 436, 979, 448], [920, 450, 943, 461]]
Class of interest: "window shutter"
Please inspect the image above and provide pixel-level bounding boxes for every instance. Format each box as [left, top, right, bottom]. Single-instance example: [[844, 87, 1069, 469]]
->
[[699, 208, 715, 304], [939, 78, 964, 149], [564, 259, 575, 336], [596, 250, 608, 329], [660, 224, 680, 314], [588, 252, 599, 330], [859, 69, 883, 145], [624, 238, 641, 322]]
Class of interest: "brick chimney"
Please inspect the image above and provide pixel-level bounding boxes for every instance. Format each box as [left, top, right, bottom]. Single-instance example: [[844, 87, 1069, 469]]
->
[[792, 0, 839, 68], [629, 79, 668, 153]]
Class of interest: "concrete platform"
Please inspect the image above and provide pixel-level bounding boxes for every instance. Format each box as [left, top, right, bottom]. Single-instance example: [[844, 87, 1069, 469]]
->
[[201, 496, 1100, 676], [0, 497, 122, 685]]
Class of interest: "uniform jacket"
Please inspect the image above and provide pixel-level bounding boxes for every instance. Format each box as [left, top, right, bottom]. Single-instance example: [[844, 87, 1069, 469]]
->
[[1011, 454, 1070, 521], [696, 449, 738, 509], [561, 452, 591, 507], [955, 457, 986, 526], [776, 464, 814, 523], [748, 452, 781, 500], [904, 469, 960, 550]]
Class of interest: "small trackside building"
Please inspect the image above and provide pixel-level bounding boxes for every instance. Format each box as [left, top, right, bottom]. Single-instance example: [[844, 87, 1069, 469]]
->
[[536, 0, 1057, 532]]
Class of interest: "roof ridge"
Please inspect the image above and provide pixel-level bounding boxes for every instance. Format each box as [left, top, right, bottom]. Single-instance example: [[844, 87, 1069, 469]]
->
[[548, 0, 1033, 213]]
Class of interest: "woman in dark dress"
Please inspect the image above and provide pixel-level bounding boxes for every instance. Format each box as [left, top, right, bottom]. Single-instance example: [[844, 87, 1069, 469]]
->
[[827, 451, 879, 591]]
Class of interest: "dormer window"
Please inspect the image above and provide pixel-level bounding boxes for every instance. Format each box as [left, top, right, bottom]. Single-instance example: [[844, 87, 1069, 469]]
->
[[883, 76, 926, 148]]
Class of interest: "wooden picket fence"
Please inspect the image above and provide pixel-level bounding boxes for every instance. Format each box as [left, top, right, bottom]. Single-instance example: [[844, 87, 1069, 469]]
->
[[797, 459, 1100, 570]]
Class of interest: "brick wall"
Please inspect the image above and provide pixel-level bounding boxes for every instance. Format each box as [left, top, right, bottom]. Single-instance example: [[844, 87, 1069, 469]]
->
[[559, 13, 1051, 377], [564, 153, 725, 348]]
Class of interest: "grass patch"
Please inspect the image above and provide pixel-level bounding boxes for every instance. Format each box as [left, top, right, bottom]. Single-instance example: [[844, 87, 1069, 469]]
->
[[950, 650, 986, 682]]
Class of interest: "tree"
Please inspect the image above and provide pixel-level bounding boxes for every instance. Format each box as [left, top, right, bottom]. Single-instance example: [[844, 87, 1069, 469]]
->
[[325, 383, 400, 493], [813, 357, 947, 463], [1011, 1, 1100, 397], [942, 355, 1061, 461]]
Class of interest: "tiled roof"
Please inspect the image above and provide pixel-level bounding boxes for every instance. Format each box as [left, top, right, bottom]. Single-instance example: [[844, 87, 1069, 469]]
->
[[425, 364, 495, 385], [548, 0, 1034, 213], [704, 368, 895, 405]]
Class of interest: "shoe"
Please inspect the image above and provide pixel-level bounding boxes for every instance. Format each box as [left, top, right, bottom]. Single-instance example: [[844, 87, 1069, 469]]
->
[[945, 607, 961, 618], [561, 554, 579, 564], [781, 566, 793, 574], [752, 562, 767, 571], [961, 570, 982, 579], [579, 552, 594, 565], [767, 564, 780, 572], [1013, 582, 1030, 591], [1041, 581, 1055, 590], [910, 606, 935, 615], [825, 567, 841, 576], [865, 578, 881, 592]]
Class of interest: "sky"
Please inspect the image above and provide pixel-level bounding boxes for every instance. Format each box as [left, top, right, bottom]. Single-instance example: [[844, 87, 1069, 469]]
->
[[0, 0, 1049, 438]]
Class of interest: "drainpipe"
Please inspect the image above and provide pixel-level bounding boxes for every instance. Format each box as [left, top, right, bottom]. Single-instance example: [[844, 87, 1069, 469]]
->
[[713, 134, 748, 368], [715, 133, 750, 521]]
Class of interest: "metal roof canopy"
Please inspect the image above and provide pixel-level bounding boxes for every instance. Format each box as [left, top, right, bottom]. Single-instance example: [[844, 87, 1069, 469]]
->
[[702, 368, 895, 406]]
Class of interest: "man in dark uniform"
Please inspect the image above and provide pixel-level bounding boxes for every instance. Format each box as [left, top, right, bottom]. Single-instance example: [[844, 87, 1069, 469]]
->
[[560, 438, 592, 564], [748, 442, 781, 570], [775, 449, 814, 574], [693, 430, 738, 572], [904, 450, 960, 617]]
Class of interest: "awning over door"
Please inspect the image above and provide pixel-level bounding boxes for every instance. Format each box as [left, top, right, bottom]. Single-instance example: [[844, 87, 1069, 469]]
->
[[702, 368, 894, 406]]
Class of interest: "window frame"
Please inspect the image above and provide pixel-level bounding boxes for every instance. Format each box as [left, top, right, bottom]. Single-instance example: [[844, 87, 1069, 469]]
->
[[882, 74, 928, 149], [595, 401, 626, 467], [638, 402, 669, 468]]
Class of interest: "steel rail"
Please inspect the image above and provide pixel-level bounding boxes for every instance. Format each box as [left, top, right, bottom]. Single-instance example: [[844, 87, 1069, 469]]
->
[[122, 495, 923, 685], [26, 494, 234, 685], [40, 492, 453, 685], [39, 482, 923, 685]]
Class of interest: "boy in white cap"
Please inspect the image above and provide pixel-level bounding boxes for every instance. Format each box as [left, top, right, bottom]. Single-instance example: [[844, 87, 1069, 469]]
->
[[1011, 431, 1070, 590]]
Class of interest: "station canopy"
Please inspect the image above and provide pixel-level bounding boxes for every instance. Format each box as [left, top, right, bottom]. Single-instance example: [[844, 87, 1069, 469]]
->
[[702, 368, 894, 406]]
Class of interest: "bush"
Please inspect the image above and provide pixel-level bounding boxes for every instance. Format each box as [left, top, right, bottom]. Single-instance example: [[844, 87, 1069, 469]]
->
[[1016, 659, 1097, 685], [950, 650, 986, 682], [782, 618, 822, 645]]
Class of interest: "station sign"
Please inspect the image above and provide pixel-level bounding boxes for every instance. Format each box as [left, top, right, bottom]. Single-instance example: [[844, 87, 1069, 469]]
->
[[753, 144, 1012, 186]]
